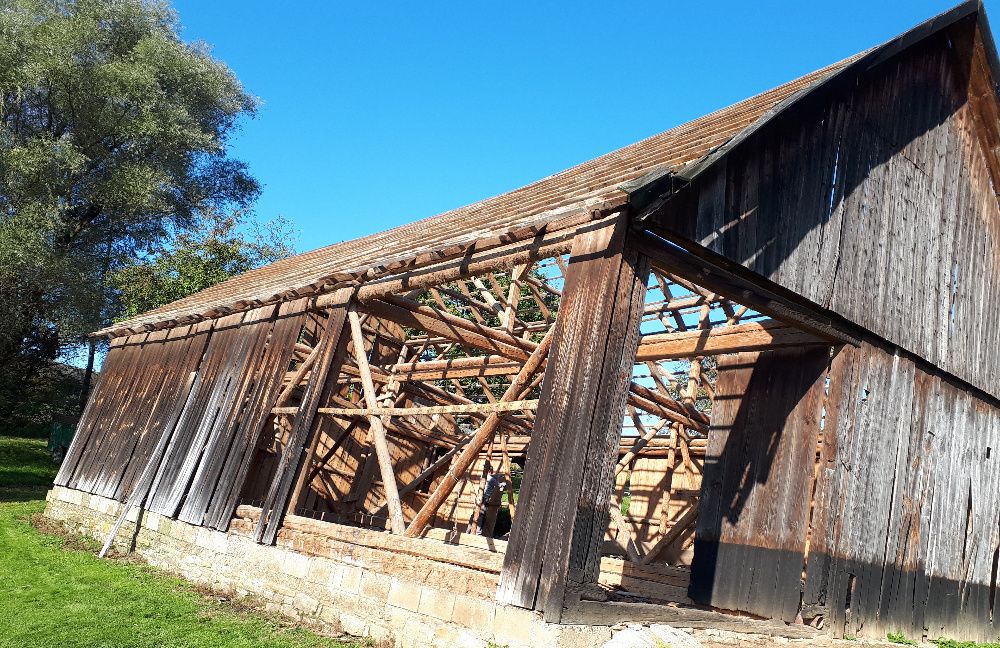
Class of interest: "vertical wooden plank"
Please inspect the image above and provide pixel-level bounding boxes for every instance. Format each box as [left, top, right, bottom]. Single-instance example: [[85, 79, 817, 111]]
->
[[254, 288, 353, 544], [496, 213, 649, 621], [689, 347, 829, 621]]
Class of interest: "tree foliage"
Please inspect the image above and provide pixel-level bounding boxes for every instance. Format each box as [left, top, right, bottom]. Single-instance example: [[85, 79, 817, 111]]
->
[[0, 0, 265, 430], [112, 211, 295, 321]]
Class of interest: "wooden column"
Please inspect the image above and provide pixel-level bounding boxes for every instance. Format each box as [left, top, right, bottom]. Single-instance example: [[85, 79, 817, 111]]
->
[[496, 213, 649, 621], [347, 307, 407, 535]]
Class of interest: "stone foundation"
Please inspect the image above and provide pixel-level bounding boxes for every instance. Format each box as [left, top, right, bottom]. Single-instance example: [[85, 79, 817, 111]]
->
[[43, 486, 612, 648]]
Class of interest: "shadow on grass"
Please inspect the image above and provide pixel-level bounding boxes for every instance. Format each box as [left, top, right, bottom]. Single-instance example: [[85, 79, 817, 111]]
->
[[0, 485, 51, 503], [0, 435, 58, 494]]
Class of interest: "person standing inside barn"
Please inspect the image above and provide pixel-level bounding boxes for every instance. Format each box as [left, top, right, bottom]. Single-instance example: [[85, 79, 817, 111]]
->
[[474, 470, 507, 536]]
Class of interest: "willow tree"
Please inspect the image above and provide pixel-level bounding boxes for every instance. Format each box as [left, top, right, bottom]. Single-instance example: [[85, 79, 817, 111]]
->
[[0, 0, 259, 430]]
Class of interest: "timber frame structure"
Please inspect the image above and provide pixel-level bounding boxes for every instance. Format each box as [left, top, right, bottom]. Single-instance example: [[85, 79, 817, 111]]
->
[[48, 2, 1000, 643]]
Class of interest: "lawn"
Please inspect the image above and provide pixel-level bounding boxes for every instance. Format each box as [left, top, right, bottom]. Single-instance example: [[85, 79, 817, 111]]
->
[[0, 435, 360, 648]]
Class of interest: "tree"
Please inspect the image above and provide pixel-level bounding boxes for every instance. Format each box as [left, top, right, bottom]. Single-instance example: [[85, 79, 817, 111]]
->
[[0, 0, 260, 429], [112, 211, 296, 320]]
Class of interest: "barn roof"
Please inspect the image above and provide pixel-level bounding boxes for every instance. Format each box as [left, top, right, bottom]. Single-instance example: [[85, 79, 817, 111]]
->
[[98, 0, 994, 338]]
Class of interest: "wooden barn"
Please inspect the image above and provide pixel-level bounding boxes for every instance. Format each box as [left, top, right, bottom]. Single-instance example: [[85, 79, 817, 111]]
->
[[44, 2, 1000, 644]]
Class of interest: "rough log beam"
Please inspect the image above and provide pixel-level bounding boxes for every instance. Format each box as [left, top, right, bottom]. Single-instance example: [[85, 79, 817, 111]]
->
[[271, 400, 539, 417], [368, 440, 469, 519], [346, 307, 407, 535], [361, 298, 708, 433], [641, 501, 700, 566], [403, 330, 554, 538], [632, 230, 860, 347], [392, 355, 522, 381], [357, 295, 535, 361], [636, 319, 828, 361], [101, 200, 628, 339]]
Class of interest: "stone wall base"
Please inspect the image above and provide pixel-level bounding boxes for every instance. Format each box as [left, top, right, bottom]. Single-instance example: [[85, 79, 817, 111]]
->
[[43, 486, 612, 648]]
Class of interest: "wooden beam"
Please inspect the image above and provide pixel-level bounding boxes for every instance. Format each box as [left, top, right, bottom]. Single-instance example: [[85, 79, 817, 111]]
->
[[632, 230, 860, 347], [358, 295, 535, 361], [348, 220, 584, 304], [347, 307, 407, 535], [392, 355, 522, 381], [627, 382, 708, 432], [636, 319, 828, 361], [403, 330, 553, 538], [274, 343, 322, 406], [368, 440, 468, 518], [290, 399, 539, 418], [640, 501, 700, 566]]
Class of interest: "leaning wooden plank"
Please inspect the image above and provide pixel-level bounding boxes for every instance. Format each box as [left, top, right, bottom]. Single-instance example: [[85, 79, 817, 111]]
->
[[254, 289, 353, 544], [404, 329, 553, 538], [608, 498, 643, 562], [346, 306, 407, 535], [274, 341, 323, 406], [98, 368, 201, 558], [640, 500, 700, 566], [368, 439, 468, 518]]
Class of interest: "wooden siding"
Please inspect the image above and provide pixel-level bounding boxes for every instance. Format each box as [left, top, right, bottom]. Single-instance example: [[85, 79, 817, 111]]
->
[[804, 338, 1000, 642], [55, 301, 308, 530], [497, 216, 649, 619], [690, 348, 829, 622], [651, 16, 1000, 400]]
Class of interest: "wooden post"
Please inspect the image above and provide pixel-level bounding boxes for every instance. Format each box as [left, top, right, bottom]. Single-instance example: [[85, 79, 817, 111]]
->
[[496, 213, 649, 621], [347, 306, 407, 535]]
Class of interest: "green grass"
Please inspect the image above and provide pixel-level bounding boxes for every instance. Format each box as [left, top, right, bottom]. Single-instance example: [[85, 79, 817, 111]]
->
[[0, 434, 60, 487], [932, 640, 1000, 648], [888, 631, 918, 645], [0, 436, 360, 648]]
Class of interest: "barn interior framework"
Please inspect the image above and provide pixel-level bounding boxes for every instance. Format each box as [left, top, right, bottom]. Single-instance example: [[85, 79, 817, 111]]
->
[[47, 2, 1000, 643]]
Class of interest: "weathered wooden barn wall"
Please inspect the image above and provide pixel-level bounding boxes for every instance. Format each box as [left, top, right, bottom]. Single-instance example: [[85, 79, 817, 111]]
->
[[497, 215, 649, 620], [690, 347, 828, 622], [54, 300, 309, 531], [651, 16, 1000, 400], [805, 337, 1000, 642]]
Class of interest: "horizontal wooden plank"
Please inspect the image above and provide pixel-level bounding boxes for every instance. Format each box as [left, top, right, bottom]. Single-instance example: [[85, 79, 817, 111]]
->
[[392, 355, 522, 381], [635, 319, 827, 361], [272, 400, 538, 417]]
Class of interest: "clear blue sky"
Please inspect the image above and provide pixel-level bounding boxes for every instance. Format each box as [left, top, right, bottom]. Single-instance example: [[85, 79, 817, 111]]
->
[[171, 0, 965, 254]]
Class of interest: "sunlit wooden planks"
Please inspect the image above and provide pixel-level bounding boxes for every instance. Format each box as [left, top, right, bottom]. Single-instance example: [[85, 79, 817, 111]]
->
[[689, 347, 828, 622], [497, 214, 649, 620], [635, 319, 828, 361]]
